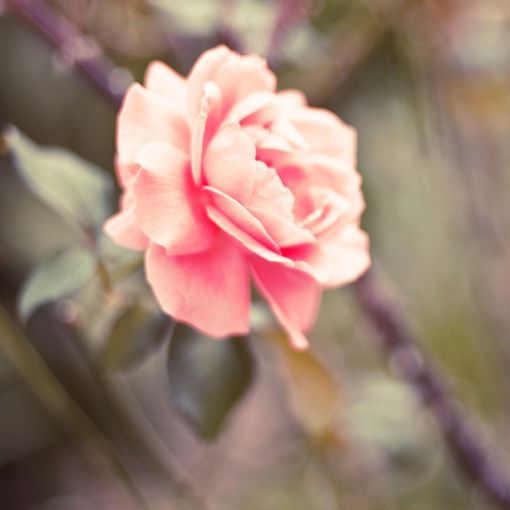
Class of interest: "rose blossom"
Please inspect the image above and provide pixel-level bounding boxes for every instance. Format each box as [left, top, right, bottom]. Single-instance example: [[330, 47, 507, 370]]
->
[[104, 45, 370, 350]]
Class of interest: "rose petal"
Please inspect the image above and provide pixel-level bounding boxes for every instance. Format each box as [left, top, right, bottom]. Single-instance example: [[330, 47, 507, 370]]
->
[[241, 89, 307, 126], [103, 191, 148, 251], [228, 91, 276, 123], [213, 54, 276, 114], [212, 158, 312, 248], [114, 159, 139, 190], [248, 206, 315, 248], [204, 122, 256, 203], [186, 45, 232, 121], [251, 257, 321, 350], [144, 60, 186, 109], [133, 142, 215, 255], [145, 238, 250, 337], [204, 186, 279, 251], [249, 161, 295, 220], [285, 224, 370, 287], [191, 81, 223, 184], [117, 84, 190, 164], [277, 89, 307, 108], [187, 46, 276, 122], [289, 107, 357, 165]]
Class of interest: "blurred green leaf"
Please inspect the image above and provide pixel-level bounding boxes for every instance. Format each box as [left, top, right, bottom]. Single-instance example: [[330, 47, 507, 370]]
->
[[168, 325, 255, 440], [6, 126, 112, 233], [18, 248, 96, 321], [271, 331, 340, 440], [100, 304, 173, 372]]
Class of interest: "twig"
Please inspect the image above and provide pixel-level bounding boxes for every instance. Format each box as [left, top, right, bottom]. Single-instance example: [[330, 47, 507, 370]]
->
[[355, 269, 510, 509], [267, 0, 308, 68], [5, 0, 130, 108], [216, 0, 245, 54], [0, 303, 152, 510]]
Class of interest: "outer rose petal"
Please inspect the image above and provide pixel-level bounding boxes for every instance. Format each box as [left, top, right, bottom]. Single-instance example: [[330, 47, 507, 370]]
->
[[145, 238, 250, 337], [103, 192, 148, 251], [114, 159, 139, 190], [251, 257, 321, 350], [284, 224, 371, 287], [212, 54, 276, 114], [132, 142, 215, 255], [144, 61, 186, 108], [117, 84, 189, 164], [187, 45, 276, 122], [187, 45, 232, 121], [277, 89, 307, 108], [289, 108, 357, 165]]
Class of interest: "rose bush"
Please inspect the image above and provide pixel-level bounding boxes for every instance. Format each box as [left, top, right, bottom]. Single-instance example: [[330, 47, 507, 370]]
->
[[104, 45, 370, 349]]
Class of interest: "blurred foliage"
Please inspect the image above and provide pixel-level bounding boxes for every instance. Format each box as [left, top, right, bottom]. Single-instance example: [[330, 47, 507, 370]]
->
[[99, 304, 173, 373], [1, 0, 510, 509], [18, 248, 96, 322], [168, 325, 254, 440], [6, 127, 112, 234]]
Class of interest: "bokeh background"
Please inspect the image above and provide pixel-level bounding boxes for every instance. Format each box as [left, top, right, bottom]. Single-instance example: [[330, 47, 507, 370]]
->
[[1, 1, 510, 509]]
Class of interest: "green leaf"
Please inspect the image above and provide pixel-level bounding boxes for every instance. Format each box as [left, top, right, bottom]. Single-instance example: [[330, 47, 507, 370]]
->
[[168, 325, 255, 440], [6, 127, 112, 233], [100, 305, 173, 372], [18, 248, 96, 321], [270, 331, 340, 440]]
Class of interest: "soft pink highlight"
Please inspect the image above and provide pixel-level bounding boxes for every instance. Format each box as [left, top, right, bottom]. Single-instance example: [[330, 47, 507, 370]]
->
[[104, 45, 370, 350]]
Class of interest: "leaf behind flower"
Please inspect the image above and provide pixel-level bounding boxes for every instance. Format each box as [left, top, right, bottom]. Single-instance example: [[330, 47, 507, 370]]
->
[[6, 127, 112, 235], [168, 325, 255, 440], [18, 248, 96, 321]]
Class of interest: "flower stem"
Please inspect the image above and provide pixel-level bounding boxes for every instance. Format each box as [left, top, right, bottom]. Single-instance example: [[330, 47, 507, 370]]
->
[[355, 269, 510, 509]]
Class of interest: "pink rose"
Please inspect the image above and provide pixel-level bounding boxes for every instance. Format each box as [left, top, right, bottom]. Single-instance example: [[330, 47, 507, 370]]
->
[[104, 45, 370, 350]]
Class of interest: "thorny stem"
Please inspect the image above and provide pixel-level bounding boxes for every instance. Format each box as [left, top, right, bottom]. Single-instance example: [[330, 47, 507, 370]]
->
[[355, 270, 510, 509], [5, 1, 510, 508]]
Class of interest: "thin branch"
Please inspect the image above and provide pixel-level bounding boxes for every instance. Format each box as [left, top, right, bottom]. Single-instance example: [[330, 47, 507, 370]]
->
[[355, 269, 510, 509], [5, 0, 130, 108], [267, 0, 308, 68], [0, 303, 151, 510], [216, 0, 245, 54]]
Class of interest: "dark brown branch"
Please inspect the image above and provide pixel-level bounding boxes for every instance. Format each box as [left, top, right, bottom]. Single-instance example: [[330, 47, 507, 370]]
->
[[355, 269, 510, 509], [5, 0, 129, 108]]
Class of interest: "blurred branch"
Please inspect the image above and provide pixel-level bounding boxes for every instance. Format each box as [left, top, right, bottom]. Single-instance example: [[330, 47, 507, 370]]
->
[[355, 269, 510, 509], [267, 0, 308, 68], [5, 0, 130, 108], [71, 325, 213, 510], [0, 302, 151, 510], [216, 0, 245, 53]]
